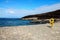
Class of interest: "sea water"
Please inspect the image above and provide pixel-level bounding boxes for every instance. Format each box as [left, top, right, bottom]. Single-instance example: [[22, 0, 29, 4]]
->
[[0, 18, 31, 27]]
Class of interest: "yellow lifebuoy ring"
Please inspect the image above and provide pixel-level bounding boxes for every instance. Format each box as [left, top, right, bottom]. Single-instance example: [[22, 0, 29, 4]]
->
[[49, 18, 54, 28]]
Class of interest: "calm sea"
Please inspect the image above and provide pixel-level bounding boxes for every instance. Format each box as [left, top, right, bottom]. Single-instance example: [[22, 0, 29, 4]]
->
[[0, 18, 31, 27]]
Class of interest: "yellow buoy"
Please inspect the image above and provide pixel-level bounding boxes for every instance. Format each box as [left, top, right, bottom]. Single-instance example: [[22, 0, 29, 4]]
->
[[49, 18, 54, 28]]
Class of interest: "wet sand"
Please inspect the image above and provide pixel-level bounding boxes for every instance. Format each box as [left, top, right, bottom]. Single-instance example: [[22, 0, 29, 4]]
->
[[0, 22, 60, 40]]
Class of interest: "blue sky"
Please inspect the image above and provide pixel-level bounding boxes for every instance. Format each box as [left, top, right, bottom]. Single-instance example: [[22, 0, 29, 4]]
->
[[0, 0, 60, 18]]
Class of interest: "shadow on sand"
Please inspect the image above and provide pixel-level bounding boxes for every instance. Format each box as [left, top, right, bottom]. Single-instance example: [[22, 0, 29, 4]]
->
[[47, 26, 51, 28]]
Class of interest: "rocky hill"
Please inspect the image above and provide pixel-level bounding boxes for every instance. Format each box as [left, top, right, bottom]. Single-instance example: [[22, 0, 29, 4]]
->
[[22, 10, 60, 19]]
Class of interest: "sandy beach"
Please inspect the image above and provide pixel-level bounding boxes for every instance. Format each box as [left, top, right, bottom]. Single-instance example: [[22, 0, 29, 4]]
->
[[0, 22, 60, 40]]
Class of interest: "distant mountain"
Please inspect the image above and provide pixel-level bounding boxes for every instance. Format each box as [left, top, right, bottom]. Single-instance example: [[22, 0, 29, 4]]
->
[[22, 10, 60, 19]]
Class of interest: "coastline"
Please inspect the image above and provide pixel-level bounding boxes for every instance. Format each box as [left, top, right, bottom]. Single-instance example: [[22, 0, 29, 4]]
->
[[0, 22, 60, 40]]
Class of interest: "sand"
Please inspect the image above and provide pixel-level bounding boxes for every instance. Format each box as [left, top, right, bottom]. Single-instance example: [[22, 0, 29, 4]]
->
[[0, 22, 60, 40]]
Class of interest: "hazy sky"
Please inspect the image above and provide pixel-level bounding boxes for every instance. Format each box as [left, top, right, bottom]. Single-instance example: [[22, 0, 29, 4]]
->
[[0, 0, 60, 18]]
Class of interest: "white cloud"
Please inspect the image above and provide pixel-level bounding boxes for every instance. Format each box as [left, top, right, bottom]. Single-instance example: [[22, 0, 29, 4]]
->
[[32, 3, 60, 14], [17, 3, 60, 15], [6, 9, 15, 14], [8, 10, 15, 14], [17, 9, 30, 13], [5, 3, 60, 15]]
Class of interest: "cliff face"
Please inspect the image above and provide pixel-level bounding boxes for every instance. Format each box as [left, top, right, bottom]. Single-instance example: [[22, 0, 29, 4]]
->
[[22, 10, 60, 19]]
